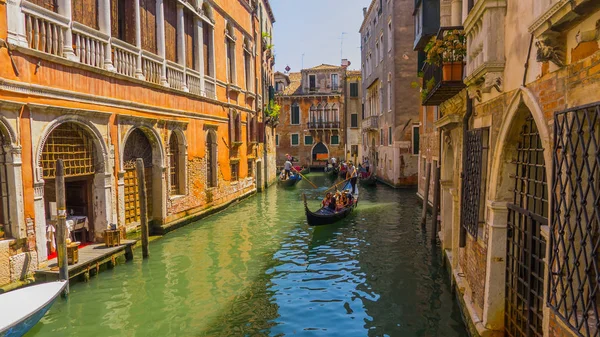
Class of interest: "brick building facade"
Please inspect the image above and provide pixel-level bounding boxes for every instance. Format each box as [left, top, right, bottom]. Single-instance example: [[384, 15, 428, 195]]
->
[[414, 0, 600, 336], [359, 0, 421, 187], [0, 0, 276, 287], [274, 63, 361, 168]]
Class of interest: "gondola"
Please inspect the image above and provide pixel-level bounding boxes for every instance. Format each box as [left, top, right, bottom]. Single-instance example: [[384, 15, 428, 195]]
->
[[324, 164, 338, 177], [278, 173, 301, 187], [0, 281, 67, 337], [303, 180, 359, 226], [358, 172, 377, 186]]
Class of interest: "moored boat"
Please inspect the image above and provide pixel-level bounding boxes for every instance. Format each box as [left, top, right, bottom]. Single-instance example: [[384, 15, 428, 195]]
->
[[278, 173, 302, 187], [303, 181, 359, 226], [0, 281, 67, 337], [358, 172, 377, 186]]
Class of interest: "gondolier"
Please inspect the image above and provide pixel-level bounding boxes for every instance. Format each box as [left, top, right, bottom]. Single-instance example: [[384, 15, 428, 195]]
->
[[346, 162, 358, 194], [283, 157, 292, 179]]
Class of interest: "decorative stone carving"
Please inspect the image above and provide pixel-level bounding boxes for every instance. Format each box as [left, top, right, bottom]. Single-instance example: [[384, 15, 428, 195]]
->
[[535, 39, 564, 67], [483, 72, 503, 93], [467, 87, 482, 102]]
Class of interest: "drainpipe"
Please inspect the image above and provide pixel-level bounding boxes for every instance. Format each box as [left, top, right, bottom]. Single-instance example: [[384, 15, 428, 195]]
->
[[459, 96, 473, 248]]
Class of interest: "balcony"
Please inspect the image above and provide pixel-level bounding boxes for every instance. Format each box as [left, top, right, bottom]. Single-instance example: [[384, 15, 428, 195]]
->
[[362, 116, 379, 131], [307, 121, 340, 130], [413, 0, 441, 50], [421, 27, 466, 106], [463, 0, 506, 94]]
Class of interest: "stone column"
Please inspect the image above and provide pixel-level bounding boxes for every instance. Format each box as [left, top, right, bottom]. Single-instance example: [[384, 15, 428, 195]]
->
[[6, 0, 28, 47], [98, 0, 115, 71], [195, 18, 206, 92], [134, 0, 144, 79], [4, 146, 26, 240], [57, 0, 78, 60], [440, 180, 454, 251], [482, 200, 509, 330], [450, 186, 460, 269], [176, 4, 189, 91], [451, 0, 462, 26], [156, 0, 168, 85], [33, 181, 48, 262]]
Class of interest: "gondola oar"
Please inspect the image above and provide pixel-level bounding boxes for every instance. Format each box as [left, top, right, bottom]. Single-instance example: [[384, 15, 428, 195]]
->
[[324, 176, 352, 194], [292, 167, 318, 189]]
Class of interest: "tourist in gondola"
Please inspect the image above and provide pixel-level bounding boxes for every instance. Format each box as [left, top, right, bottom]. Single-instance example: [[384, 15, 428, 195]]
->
[[346, 162, 358, 194], [328, 193, 337, 212], [322, 193, 332, 208]]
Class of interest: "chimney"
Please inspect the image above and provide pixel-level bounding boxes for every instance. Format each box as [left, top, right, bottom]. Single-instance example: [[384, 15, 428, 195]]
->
[[363, 7, 367, 17]]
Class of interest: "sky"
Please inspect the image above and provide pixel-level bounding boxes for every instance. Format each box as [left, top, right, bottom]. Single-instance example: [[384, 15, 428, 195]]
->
[[270, 0, 372, 73]]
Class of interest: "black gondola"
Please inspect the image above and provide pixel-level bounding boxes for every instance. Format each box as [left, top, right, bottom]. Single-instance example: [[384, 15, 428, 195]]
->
[[324, 164, 338, 176], [303, 181, 359, 226], [358, 173, 377, 186]]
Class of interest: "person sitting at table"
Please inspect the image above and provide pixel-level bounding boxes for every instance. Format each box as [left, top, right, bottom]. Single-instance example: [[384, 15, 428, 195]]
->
[[322, 192, 332, 208]]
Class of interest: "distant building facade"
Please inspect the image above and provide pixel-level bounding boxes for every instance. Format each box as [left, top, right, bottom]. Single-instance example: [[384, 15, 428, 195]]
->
[[359, 0, 421, 187], [274, 62, 361, 168]]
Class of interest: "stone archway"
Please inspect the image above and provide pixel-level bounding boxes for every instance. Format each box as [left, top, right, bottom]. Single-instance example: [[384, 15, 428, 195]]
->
[[121, 127, 166, 229], [482, 88, 552, 333], [34, 119, 112, 252], [0, 118, 25, 240], [311, 142, 329, 164]]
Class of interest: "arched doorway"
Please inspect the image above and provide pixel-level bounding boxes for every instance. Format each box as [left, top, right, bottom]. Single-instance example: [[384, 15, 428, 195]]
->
[[311, 142, 328, 164], [0, 119, 24, 240], [504, 115, 547, 337], [122, 128, 157, 226], [40, 122, 107, 244]]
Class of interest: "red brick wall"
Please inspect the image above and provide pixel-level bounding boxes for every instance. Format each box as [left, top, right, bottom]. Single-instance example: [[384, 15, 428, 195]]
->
[[459, 235, 487, 315]]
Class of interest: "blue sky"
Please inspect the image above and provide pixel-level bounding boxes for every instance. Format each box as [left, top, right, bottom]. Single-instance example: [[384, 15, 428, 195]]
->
[[270, 0, 371, 73]]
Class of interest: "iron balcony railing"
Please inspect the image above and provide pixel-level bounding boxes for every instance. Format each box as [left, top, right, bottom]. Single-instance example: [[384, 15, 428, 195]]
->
[[307, 121, 340, 129]]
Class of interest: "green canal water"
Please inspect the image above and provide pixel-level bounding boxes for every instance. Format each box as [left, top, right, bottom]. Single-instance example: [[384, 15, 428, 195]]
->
[[27, 173, 468, 337]]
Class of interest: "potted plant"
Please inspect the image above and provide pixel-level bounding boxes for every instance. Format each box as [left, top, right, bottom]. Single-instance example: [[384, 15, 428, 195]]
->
[[425, 29, 466, 81], [265, 100, 281, 127]]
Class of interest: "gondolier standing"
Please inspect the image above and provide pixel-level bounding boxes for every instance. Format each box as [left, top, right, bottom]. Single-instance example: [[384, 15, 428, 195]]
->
[[346, 162, 358, 194], [284, 156, 292, 179]]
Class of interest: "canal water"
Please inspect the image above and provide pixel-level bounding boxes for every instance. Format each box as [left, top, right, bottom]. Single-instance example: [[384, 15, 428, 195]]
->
[[28, 173, 468, 337]]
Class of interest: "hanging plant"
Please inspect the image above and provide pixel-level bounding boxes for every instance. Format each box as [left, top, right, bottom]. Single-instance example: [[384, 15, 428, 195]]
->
[[265, 100, 281, 127], [425, 29, 466, 65]]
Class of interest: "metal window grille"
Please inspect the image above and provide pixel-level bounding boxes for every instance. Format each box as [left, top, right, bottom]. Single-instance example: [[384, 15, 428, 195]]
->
[[505, 116, 547, 337], [207, 132, 217, 188], [231, 163, 239, 181], [550, 103, 600, 337], [460, 128, 489, 238], [41, 123, 96, 179], [169, 134, 179, 195]]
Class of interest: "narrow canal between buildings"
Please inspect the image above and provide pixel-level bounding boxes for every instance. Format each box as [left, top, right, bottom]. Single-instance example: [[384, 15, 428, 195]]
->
[[28, 173, 468, 337]]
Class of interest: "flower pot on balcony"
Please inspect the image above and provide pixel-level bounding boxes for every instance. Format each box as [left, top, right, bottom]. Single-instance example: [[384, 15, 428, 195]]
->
[[442, 62, 464, 81]]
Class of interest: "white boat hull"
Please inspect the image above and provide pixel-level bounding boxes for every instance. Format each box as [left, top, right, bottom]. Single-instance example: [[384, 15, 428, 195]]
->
[[0, 281, 67, 337]]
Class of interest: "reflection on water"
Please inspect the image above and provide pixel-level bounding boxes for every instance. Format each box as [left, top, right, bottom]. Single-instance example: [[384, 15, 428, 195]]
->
[[27, 174, 467, 337]]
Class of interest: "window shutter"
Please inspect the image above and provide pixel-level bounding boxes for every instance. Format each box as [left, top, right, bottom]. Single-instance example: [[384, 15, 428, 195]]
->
[[236, 115, 242, 142], [229, 110, 235, 146], [164, 0, 177, 62], [258, 123, 265, 143], [203, 21, 211, 76]]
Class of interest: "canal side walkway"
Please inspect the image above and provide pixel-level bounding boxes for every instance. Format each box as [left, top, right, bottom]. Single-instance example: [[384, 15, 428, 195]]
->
[[35, 240, 137, 283]]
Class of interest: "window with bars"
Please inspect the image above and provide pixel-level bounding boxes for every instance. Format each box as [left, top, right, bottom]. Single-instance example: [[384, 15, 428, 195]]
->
[[169, 134, 180, 195], [550, 103, 600, 337], [247, 160, 253, 178], [230, 162, 239, 181], [206, 131, 217, 188], [41, 123, 96, 179], [460, 128, 489, 239]]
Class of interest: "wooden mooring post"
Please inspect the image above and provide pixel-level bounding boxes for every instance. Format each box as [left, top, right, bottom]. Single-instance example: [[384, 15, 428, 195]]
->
[[421, 162, 431, 226], [135, 158, 149, 259], [431, 164, 441, 242], [55, 159, 69, 297]]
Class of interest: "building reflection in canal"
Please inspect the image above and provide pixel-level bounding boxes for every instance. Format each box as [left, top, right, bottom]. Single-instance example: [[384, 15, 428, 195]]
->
[[27, 174, 467, 337]]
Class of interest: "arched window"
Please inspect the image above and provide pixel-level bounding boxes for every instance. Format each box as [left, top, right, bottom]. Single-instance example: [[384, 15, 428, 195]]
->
[[310, 104, 317, 125], [169, 133, 180, 195], [206, 131, 218, 187]]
